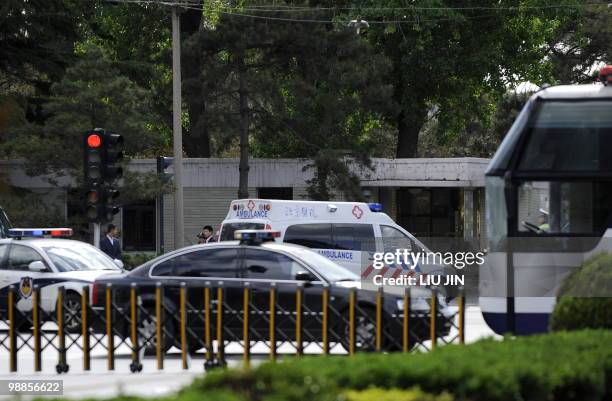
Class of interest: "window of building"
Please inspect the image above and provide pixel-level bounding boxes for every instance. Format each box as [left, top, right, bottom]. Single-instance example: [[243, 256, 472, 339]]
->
[[257, 187, 293, 200], [397, 188, 459, 237], [122, 201, 156, 251]]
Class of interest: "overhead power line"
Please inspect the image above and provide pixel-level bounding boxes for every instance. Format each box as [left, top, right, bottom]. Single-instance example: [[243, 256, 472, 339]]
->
[[100, 0, 611, 25]]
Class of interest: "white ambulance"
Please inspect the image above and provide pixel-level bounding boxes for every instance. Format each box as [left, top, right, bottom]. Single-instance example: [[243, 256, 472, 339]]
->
[[219, 199, 450, 286]]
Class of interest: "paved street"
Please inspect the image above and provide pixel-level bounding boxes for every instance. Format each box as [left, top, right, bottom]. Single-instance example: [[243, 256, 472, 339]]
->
[[0, 306, 498, 399]]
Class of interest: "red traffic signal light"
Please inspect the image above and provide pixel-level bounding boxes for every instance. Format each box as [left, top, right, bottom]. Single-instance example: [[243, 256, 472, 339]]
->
[[87, 134, 102, 148], [86, 189, 98, 203]]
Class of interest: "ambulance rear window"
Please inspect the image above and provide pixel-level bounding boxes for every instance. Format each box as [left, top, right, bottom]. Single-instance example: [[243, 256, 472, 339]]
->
[[220, 222, 265, 241]]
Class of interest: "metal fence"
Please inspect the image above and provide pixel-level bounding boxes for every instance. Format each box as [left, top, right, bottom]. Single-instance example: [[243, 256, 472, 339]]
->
[[0, 282, 466, 373]]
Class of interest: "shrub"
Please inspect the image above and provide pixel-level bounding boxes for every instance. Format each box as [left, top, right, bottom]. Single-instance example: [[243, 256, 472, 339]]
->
[[191, 330, 612, 401], [121, 252, 156, 270], [550, 253, 612, 331], [343, 388, 453, 401]]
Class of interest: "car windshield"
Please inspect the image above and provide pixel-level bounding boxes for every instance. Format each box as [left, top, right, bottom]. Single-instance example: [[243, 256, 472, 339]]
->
[[286, 247, 360, 282], [42, 243, 121, 272], [0, 208, 11, 238]]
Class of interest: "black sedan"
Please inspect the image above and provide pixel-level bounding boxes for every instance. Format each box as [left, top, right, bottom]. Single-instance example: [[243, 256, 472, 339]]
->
[[92, 233, 452, 353]]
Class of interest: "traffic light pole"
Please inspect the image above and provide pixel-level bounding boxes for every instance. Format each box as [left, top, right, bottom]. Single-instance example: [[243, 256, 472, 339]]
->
[[93, 223, 101, 249], [172, 3, 184, 249]]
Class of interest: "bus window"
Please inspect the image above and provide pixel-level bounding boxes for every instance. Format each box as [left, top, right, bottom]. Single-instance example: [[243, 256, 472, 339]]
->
[[518, 101, 612, 172], [517, 181, 612, 235]]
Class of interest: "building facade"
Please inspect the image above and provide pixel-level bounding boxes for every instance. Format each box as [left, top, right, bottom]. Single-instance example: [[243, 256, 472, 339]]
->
[[0, 158, 489, 253]]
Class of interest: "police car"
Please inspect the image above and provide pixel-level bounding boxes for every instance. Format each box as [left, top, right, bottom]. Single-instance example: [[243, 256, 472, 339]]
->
[[0, 228, 124, 332], [92, 230, 453, 353]]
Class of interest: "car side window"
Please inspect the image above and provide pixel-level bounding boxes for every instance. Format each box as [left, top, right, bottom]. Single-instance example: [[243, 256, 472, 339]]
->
[[380, 225, 415, 252], [285, 223, 375, 252], [153, 248, 240, 278], [284, 224, 334, 248], [7, 245, 47, 271], [151, 258, 173, 276], [243, 249, 304, 281], [0, 244, 8, 269], [332, 224, 376, 252]]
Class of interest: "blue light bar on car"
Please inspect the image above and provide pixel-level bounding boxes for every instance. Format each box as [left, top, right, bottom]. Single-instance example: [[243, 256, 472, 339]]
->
[[8, 228, 73, 238], [368, 203, 383, 212], [234, 230, 280, 241]]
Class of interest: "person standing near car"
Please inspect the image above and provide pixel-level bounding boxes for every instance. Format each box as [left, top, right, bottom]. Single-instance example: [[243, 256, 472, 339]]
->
[[197, 225, 214, 244], [100, 223, 122, 260]]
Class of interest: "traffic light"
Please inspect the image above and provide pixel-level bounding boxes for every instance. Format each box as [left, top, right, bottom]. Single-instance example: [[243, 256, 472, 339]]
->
[[84, 130, 104, 186], [103, 132, 123, 182], [101, 188, 120, 222], [83, 129, 123, 223], [85, 188, 100, 221], [156, 156, 174, 182]]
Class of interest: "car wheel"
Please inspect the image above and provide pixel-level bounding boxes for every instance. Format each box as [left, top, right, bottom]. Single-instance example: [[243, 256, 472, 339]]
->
[[63, 293, 82, 334], [340, 306, 377, 352], [137, 304, 176, 356]]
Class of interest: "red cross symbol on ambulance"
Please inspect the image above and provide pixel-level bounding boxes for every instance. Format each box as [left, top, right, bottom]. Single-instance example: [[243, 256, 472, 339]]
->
[[352, 205, 363, 219]]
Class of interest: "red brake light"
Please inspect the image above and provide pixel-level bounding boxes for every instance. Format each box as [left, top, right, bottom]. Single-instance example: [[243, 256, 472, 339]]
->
[[87, 134, 102, 148], [91, 283, 99, 306]]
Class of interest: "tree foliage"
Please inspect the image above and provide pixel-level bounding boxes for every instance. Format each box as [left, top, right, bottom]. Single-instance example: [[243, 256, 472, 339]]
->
[[330, 0, 578, 157], [0, 0, 608, 204]]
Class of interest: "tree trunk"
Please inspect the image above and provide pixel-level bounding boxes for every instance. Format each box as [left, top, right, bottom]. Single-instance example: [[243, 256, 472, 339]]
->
[[184, 92, 210, 157], [396, 107, 427, 158], [237, 51, 250, 199]]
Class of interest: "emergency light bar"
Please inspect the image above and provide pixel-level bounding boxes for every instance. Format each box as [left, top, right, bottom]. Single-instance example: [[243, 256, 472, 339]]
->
[[8, 228, 73, 238], [368, 203, 383, 212], [234, 230, 280, 243], [598, 65, 612, 85]]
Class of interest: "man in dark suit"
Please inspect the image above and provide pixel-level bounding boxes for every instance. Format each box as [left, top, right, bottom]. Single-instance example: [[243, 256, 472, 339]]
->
[[100, 224, 122, 260]]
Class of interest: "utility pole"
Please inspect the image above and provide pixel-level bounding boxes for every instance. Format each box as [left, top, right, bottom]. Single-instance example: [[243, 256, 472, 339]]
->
[[172, 3, 184, 249]]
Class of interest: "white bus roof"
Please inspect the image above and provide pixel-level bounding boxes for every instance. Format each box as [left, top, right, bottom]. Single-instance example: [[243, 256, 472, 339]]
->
[[223, 199, 396, 224], [534, 83, 612, 100]]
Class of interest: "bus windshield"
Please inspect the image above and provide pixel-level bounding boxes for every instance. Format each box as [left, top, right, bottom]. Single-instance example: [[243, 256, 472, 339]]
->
[[519, 100, 612, 172]]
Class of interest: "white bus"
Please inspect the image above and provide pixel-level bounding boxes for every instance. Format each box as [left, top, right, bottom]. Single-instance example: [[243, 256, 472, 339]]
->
[[480, 66, 612, 335]]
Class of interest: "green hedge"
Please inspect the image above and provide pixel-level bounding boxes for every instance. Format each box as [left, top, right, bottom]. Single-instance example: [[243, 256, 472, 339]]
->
[[550, 253, 612, 331], [121, 252, 156, 270], [344, 388, 453, 401], [191, 330, 612, 401]]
